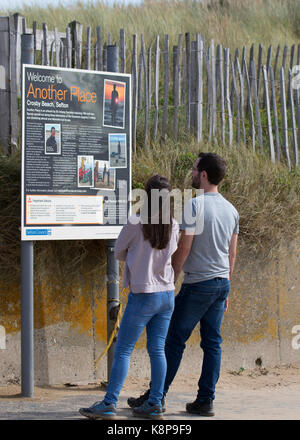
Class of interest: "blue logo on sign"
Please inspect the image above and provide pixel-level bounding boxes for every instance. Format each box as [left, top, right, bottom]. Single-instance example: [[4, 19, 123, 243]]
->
[[26, 229, 52, 236]]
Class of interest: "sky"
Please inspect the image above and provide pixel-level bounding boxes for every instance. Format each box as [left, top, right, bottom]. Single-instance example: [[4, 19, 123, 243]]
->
[[0, 0, 142, 12]]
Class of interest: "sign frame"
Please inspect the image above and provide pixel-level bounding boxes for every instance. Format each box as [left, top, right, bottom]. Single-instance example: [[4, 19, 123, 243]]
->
[[21, 64, 132, 241]]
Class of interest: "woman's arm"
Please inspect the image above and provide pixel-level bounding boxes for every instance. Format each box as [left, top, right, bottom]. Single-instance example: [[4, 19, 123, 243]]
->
[[114, 221, 135, 261]]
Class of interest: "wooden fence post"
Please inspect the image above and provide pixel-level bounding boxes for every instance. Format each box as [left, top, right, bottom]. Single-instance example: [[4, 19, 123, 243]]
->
[[262, 65, 275, 163], [0, 17, 12, 153], [69, 21, 83, 69], [288, 68, 298, 166], [224, 48, 233, 148], [269, 65, 280, 163], [216, 44, 225, 145], [173, 34, 182, 141], [185, 32, 191, 133], [162, 34, 169, 141], [196, 35, 203, 144], [84, 26, 91, 70], [243, 57, 255, 151], [251, 59, 263, 154], [280, 66, 291, 169], [153, 35, 160, 141], [131, 34, 138, 154], [120, 29, 125, 73], [230, 53, 240, 145]]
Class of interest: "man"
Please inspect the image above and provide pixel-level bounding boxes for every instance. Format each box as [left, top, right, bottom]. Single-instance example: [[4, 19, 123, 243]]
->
[[46, 127, 58, 153], [129, 152, 239, 417], [110, 84, 119, 126]]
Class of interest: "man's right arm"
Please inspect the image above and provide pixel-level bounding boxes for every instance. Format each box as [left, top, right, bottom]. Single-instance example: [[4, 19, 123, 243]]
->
[[229, 233, 238, 281]]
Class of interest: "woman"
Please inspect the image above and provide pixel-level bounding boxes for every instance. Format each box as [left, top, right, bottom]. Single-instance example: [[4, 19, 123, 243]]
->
[[79, 175, 179, 420]]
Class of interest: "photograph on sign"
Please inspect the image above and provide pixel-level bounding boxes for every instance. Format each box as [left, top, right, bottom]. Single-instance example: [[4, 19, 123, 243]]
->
[[103, 79, 126, 129], [109, 133, 127, 168], [78, 155, 94, 188], [21, 65, 131, 241], [45, 123, 61, 155], [93, 160, 116, 191]]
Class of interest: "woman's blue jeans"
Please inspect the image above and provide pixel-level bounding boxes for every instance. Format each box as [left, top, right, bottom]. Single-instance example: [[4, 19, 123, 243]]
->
[[104, 290, 174, 406]]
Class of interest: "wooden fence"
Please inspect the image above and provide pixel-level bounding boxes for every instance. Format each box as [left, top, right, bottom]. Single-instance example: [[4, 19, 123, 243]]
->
[[0, 13, 299, 168]]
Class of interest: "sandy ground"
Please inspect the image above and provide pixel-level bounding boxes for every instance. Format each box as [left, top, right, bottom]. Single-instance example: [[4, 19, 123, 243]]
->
[[1, 363, 300, 401]]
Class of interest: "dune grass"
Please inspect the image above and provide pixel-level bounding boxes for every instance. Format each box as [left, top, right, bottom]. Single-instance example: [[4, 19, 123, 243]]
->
[[2, 0, 300, 54], [1, 0, 300, 283]]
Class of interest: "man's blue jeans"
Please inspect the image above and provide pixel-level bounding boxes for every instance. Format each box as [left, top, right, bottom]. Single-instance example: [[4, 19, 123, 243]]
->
[[104, 290, 174, 406], [164, 278, 230, 401]]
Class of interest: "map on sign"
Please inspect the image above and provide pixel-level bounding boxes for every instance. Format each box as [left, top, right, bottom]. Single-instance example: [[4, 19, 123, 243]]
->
[[21, 65, 131, 241]]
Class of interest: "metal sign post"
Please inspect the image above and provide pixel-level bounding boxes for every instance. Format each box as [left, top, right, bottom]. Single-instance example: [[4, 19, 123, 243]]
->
[[106, 44, 120, 380], [21, 34, 34, 398]]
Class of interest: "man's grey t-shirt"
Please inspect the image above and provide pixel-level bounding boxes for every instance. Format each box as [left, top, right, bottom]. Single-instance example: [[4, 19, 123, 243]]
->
[[181, 192, 239, 283]]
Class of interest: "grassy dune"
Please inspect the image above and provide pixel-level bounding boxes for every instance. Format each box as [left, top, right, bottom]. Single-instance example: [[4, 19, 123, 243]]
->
[[1, 0, 300, 282], [1, 0, 300, 52]]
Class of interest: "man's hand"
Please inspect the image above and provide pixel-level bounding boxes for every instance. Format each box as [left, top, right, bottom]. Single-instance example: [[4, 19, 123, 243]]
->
[[172, 230, 194, 283], [225, 298, 229, 312]]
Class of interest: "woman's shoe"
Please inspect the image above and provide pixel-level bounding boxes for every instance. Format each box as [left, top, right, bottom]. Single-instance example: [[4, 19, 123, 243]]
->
[[132, 400, 164, 420], [79, 400, 117, 420]]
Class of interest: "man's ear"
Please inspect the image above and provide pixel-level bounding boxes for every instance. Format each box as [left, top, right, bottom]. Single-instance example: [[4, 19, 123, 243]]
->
[[201, 170, 207, 180]]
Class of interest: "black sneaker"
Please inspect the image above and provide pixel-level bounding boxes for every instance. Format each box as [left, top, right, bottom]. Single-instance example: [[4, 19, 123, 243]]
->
[[128, 389, 166, 412], [186, 398, 214, 416]]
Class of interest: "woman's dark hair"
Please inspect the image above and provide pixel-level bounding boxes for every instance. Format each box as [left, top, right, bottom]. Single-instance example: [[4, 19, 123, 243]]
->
[[142, 175, 173, 250]]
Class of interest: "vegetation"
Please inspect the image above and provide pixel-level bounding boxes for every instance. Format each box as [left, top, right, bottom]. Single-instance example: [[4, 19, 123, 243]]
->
[[1, 0, 300, 283], [2, 0, 300, 53]]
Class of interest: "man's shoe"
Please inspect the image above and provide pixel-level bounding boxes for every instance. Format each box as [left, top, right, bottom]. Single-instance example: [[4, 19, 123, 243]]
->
[[128, 389, 166, 412], [132, 400, 164, 420], [186, 398, 214, 416], [79, 400, 117, 420]]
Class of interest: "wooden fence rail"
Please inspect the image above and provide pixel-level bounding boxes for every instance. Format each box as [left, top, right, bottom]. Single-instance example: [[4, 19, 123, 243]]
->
[[0, 13, 299, 169]]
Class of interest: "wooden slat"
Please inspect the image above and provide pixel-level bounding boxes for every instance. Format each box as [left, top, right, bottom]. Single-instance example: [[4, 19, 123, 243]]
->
[[173, 34, 182, 141], [153, 35, 160, 141], [282, 44, 288, 70], [230, 52, 240, 145], [9, 13, 18, 153], [141, 34, 149, 147], [288, 68, 298, 166], [131, 34, 138, 153], [42, 23, 49, 66], [196, 35, 203, 144], [256, 43, 263, 95], [251, 59, 263, 154], [243, 57, 255, 151], [85, 26, 91, 70], [280, 66, 291, 169], [138, 43, 143, 110], [262, 65, 275, 163], [211, 39, 217, 141], [96, 26, 102, 71], [269, 65, 280, 163], [66, 26, 72, 68], [54, 27, 60, 67], [33, 21, 37, 64], [190, 41, 197, 134], [50, 40, 54, 66], [217, 44, 225, 145], [0, 17, 10, 153], [237, 57, 246, 144], [273, 44, 280, 80], [148, 44, 152, 112], [120, 29, 125, 73], [224, 48, 233, 148], [181, 47, 186, 106], [185, 32, 191, 133], [162, 34, 169, 141]]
